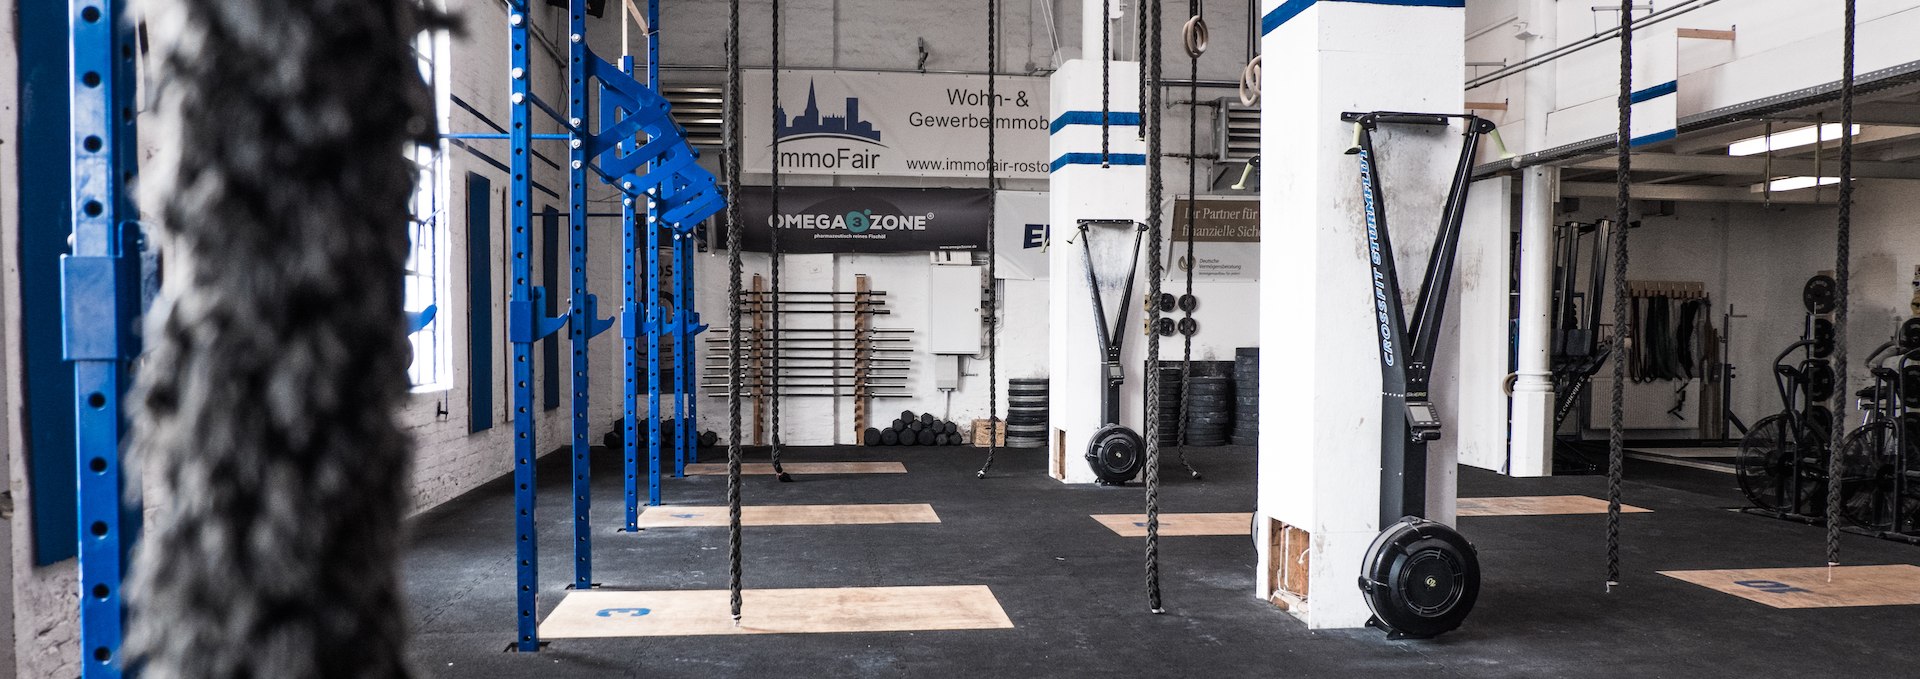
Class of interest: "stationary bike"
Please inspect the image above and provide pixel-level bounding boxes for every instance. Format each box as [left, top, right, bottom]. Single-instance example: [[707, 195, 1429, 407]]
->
[[1836, 318, 1920, 534], [1735, 336, 1835, 517]]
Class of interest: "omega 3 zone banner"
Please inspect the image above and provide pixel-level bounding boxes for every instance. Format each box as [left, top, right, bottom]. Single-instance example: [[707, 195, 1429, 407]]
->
[[730, 186, 990, 253], [741, 70, 1050, 179]]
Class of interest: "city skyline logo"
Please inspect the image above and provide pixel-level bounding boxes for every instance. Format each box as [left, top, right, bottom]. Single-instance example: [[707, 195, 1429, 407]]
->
[[774, 80, 885, 146]]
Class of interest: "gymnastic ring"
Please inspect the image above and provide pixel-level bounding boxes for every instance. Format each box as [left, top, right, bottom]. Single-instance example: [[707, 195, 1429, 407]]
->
[[1183, 16, 1209, 58], [1239, 55, 1262, 106]]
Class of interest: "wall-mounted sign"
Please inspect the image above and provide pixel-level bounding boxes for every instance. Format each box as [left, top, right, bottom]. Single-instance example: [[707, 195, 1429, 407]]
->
[[1163, 197, 1261, 280], [994, 190, 1049, 280], [742, 70, 1051, 180], [728, 186, 990, 253]]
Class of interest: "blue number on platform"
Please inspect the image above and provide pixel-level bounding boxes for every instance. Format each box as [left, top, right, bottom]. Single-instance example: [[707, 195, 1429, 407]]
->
[[596, 608, 652, 618], [1734, 580, 1809, 594]]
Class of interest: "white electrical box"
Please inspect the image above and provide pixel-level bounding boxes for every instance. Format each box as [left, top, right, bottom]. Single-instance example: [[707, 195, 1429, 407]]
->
[[926, 265, 984, 354]]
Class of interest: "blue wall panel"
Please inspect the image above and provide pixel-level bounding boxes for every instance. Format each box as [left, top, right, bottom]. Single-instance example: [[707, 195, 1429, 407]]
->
[[467, 173, 494, 433], [19, 0, 76, 566]]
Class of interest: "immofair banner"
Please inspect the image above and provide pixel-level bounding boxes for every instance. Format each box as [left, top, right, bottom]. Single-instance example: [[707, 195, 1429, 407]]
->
[[742, 69, 1051, 180], [731, 186, 991, 253], [1162, 197, 1261, 280]]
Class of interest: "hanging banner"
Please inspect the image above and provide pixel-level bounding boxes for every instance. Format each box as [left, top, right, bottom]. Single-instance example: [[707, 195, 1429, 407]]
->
[[742, 69, 1051, 180], [729, 186, 990, 253], [1162, 197, 1261, 280], [994, 190, 1050, 280]]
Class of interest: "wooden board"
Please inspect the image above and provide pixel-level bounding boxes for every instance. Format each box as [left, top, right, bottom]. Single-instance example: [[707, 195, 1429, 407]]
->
[[637, 503, 939, 528], [684, 461, 907, 475], [539, 585, 1014, 638], [1660, 565, 1920, 609], [1091, 512, 1253, 537], [1457, 495, 1652, 517]]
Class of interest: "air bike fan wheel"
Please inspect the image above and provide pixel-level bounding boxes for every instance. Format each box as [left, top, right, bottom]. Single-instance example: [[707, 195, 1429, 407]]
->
[[1359, 517, 1481, 639], [1085, 424, 1145, 485]]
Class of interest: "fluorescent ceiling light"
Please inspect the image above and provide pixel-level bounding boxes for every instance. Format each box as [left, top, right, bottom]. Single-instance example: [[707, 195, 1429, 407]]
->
[[1728, 124, 1860, 156], [1749, 176, 1840, 193]]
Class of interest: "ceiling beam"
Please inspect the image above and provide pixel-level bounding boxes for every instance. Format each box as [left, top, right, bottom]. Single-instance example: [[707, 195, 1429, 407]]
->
[[1560, 181, 1834, 205], [1566, 152, 1920, 179]]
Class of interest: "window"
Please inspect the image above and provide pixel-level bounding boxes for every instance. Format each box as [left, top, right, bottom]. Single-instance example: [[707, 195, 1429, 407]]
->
[[406, 28, 452, 390]]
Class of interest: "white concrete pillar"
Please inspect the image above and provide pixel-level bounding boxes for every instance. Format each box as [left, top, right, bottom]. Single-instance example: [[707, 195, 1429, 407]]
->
[[1048, 58, 1145, 484], [1254, 0, 1465, 630], [1509, 0, 1560, 477]]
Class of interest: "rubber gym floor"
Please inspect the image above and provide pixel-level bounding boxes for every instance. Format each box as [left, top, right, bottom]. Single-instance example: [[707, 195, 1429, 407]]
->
[[404, 445, 1920, 678]]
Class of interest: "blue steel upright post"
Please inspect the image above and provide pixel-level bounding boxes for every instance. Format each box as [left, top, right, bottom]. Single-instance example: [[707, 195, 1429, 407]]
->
[[566, 0, 594, 592], [654, 0, 698, 479], [619, 56, 643, 531], [642, 4, 665, 506], [504, 2, 566, 653], [66, 1, 141, 675]]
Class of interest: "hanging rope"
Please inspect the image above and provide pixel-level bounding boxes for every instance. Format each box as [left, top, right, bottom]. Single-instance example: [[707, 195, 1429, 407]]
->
[[1827, 0, 1857, 569], [1605, 0, 1633, 590], [1173, 0, 1202, 479], [768, 0, 790, 482], [725, 0, 746, 623], [976, 0, 1003, 478], [124, 1, 442, 673], [1102, 0, 1112, 166], [1143, 0, 1166, 615]]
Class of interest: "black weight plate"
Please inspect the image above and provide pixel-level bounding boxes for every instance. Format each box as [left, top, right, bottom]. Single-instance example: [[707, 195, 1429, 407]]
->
[[1902, 317, 1920, 351], [945, 421, 961, 434], [1802, 360, 1836, 402], [1186, 439, 1227, 448], [1236, 396, 1261, 406], [1156, 317, 1177, 336], [900, 430, 918, 446], [602, 432, 622, 449], [1009, 377, 1050, 385], [1812, 318, 1836, 359], [918, 429, 937, 445], [1178, 317, 1199, 336], [1178, 294, 1198, 312], [1231, 437, 1258, 447], [1360, 517, 1479, 639], [1159, 292, 1177, 312], [1237, 347, 1259, 358], [1085, 424, 1145, 484], [920, 413, 936, 426], [863, 427, 882, 446], [700, 431, 720, 447], [1804, 275, 1838, 314], [1904, 365, 1920, 408], [880, 429, 900, 445], [907, 420, 924, 432], [1006, 437, 1048, 449], [901, 410, 917, 422], [1803, 405, 1834, 445]]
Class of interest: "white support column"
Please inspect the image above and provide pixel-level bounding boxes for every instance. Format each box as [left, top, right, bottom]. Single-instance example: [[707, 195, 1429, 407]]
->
[[1048, 58, 1145, 484], [1509, 0, 1560, 478], [1254, 0, 1465, 630]]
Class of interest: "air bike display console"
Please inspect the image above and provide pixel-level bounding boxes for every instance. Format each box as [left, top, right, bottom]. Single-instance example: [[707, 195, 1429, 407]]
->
[[1077, 219, 1149, 485], [1344, 111, 1497, 639]]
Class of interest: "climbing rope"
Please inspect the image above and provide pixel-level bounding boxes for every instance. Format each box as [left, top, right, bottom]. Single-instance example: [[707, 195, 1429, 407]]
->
[[1143, 0, 1166, 615], [769, 0, 790, 482], [976, 0, 1002, 479], [1827, 0, 1857, 569], [123, 1, 439, 673], [1102, 0, 1112, 166], [725, 0, 746, 622], [1605, 0, 1632, 590], [1174, 0, 1203, 479]]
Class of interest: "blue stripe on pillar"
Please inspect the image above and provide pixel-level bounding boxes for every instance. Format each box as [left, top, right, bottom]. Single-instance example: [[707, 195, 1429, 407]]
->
[[1050, 153, 1148, 172], [1263, 0, 1465, 37], [1630, 129, 1677, 147], [1049, 111, 1143, 134], [1629, 80, 1678, 104]]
